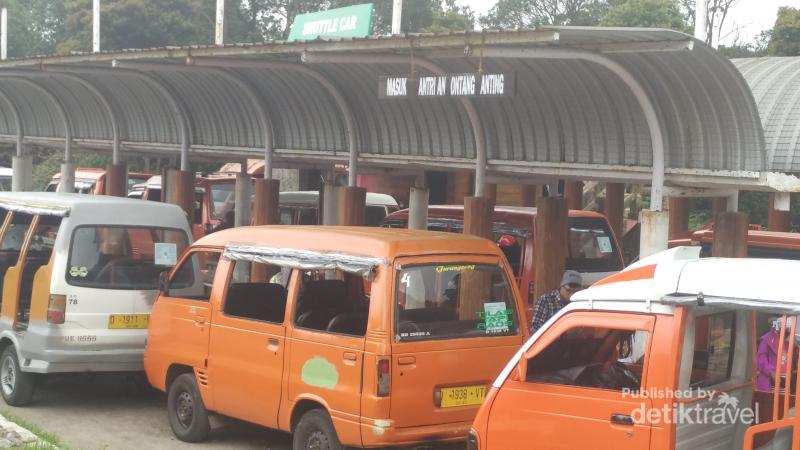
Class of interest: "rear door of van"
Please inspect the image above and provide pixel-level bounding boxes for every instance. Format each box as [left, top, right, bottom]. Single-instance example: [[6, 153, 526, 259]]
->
[[389, 254, 525, 428]]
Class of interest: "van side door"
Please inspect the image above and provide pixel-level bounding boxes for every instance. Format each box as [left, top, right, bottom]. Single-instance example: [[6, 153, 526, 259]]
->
[[486, 311, 656, 450]]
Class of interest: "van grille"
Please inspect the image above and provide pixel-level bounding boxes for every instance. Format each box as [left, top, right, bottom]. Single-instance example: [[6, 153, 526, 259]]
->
[[195, 370, 209, 387]]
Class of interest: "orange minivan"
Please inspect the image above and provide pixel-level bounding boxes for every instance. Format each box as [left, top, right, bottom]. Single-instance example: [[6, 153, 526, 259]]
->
[[144, 226, 529, 448], [470, 247, 800, 450]]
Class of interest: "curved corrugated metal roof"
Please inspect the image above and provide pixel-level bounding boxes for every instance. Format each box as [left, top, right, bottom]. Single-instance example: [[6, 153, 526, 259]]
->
[[733, 57, 800, 173], [0, 27, 775, 191]]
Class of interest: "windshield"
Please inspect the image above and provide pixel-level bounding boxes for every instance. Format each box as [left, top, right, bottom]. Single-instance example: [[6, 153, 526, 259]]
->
[[210, 183, 235, 218], [67, 226, 189, 290], [395, 263, 520, 342], [566, 217, 623, 272]]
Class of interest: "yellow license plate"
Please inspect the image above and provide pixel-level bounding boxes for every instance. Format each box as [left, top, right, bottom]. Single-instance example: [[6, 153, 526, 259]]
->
[[108, 314, 149, 329], [440, 385, 487, 408]]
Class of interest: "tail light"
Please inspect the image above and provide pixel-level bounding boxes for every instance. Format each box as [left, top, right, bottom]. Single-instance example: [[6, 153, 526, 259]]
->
[[47, 294, 66, 324], [377, 358, 391, 396]]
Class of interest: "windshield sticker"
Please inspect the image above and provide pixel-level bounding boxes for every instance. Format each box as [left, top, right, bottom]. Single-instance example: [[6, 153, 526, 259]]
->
[[401, 272, 411, 287], [154, 242, 178, 266], [435, 264, 476, 273], [597, 236, 613, 254], [69, 266, 88, 278], [478, 302, 513, 334], [301, 357, 339, 390]]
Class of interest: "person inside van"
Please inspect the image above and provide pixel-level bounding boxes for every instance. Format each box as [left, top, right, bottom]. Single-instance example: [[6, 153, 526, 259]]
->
[[756, 316, 797, 392], [530, 270, 583, 333]]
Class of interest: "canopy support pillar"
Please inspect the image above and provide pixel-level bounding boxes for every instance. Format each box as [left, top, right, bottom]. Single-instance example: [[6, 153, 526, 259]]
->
[[668, 197, 690, 240], [639, 210, 669, 258], [712, 212, 748, 257], [166, 169, 195, 224], [769, 193, 791, 232], [253, 178, 280, 225], [533, 196, 568, 305], [339, 186, 366, 226], [235, 168, 252, 227], [105, 163, 126, 196], [605, 183, 625, 242], [11, 155, 32, 192]]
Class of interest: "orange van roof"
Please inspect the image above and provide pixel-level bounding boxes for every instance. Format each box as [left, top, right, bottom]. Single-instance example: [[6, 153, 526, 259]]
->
[[194, 226, 502, 259]]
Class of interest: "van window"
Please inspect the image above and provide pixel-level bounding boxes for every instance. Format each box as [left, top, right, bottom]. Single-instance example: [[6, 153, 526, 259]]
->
[[66, 226, 189, 290], [210, 183, 235, 218], [294, 269, 368, 336], [395, 263, 519, 341], [365, 206, 387, 227], [526, 327, 648, 392], [566, 217, 623, 272], [168, 251, 221, 301], [222, 260, 288, 323], [690, 312, 736, 387]]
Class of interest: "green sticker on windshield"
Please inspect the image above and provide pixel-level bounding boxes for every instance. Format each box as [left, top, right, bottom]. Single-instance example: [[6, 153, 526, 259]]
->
[[477, 302, 513, 334]]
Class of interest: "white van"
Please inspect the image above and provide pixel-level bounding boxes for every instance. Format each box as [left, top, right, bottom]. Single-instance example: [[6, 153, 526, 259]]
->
[[0, 193, 192, 405], [279, 191, 400, 226]]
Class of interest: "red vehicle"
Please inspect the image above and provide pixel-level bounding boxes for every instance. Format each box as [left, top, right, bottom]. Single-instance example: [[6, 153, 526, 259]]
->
[[133, 175, 238, 239], [47, 168, 152, 194], [673, 227, 800, 260], [381, 205, 625, 320]]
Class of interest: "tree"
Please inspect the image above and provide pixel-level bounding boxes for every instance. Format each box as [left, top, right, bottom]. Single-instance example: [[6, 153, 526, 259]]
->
[[677, 0, 740, 45], [768, 7, 800, 56], [59, 0, 214, 54], [601, 0, 689, 31], [2, 0, 67, 58], [481, 0, 609, 29]]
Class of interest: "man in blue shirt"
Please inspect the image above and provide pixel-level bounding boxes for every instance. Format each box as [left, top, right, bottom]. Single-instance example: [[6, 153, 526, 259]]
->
[[530, 270, 583, 333]]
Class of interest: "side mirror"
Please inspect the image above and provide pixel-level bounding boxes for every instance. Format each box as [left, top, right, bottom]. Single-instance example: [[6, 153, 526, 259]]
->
[[159, 271, 171, 297]]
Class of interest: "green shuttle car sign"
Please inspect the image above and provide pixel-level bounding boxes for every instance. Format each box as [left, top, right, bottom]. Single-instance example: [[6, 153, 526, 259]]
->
[[288, 3, 374, 42]]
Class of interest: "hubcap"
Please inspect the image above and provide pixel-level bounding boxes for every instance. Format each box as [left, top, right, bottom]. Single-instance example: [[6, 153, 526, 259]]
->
[[175, 391, 194, 428], [1, 354, 15, 397], [307, 430, 329, 450]]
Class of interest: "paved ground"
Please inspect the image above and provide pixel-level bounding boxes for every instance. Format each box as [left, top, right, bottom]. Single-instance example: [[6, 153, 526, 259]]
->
[[0, 373, 465, 450]]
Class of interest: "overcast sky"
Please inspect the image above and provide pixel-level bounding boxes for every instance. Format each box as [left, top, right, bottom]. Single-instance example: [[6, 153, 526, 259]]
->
[[459, 0, 800, 46]]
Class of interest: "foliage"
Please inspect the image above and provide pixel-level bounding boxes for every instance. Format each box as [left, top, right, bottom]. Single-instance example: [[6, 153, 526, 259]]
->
[[30, 147, 112, 191], [600, 0, 689, 32], [768, 7, 800, 56], [1, 0, 67, 58], [481, 0, 609, 28]]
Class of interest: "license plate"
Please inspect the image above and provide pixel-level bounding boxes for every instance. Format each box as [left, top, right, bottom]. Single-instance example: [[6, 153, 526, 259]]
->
[[108, 314, 149, 329], [440, 385, 486, 408]]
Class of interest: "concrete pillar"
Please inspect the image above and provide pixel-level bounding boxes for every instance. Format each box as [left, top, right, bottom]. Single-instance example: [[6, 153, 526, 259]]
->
[[564, 181, 583, 210], [712, 212, 748, 257], [768, 193, 791, 232], [58, 162, 75, 194], [322, 183, 340, 226], [668, 197, 690, 239], [11, 155, 32, 192], [234, 172, 252, 227], [521, 184, 539, 207], [447, 172, 473, 204], [166, 169, 195, 223], [408, 186, 429, 230], [712, 197, 727, 219], [533, 196, 568, 303], [605, 183, 625, 241], [339, 186, 366, 226], [463, 196, 493, 239], [639, 210, 670, 259], [104, 163, 126, 197], [252, 178, 280, 225]]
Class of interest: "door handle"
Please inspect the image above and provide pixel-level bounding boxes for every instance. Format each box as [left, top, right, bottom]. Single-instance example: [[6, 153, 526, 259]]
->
[[610, 414, 634, 426], [193, 316, 206, 325], [398, 356, 416, 366], [268, 338, 279, 346], [343, 352, 357, 361]]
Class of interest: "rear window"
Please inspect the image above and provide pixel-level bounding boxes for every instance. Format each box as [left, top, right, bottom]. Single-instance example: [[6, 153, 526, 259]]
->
[[395, 263, 519, 342], [690, 311, 736, 388], [66, 226, 189, 290], [210, 183, 235, 218], [566, 217, 623, 272]]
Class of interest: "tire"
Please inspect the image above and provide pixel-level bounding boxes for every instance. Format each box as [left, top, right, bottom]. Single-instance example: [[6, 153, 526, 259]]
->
[[167, 373, 210, 442], [0, 345, 35, 406], [292, 409, 343, 450]]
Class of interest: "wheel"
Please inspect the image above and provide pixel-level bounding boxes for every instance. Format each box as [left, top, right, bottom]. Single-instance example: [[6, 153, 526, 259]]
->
[[292, 409, 343, 450], [0, 345, 35, 406], [167, 373, 210, 442]]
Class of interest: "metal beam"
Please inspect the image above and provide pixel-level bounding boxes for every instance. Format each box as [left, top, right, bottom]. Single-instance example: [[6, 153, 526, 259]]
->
[[110, 60, 277, 179], [0, 87, 23, 156], [446, 46, 667, 212], [188, 56, 360, 187], [50, 63, 193, 171], [300, 51, 488, 197], [8, 68, 123, 164]]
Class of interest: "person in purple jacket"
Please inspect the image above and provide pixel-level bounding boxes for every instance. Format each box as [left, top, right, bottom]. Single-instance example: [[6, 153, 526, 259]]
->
[[757, 316, 794, 392]]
